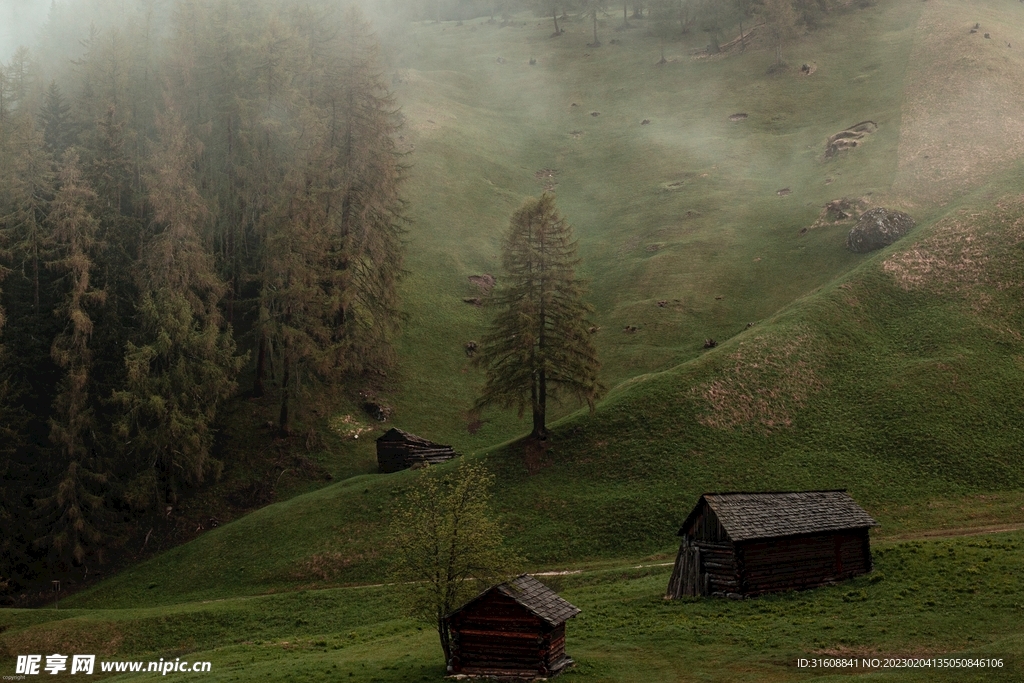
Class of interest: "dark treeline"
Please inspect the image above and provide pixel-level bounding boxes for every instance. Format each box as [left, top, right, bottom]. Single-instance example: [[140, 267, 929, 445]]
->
[[0, 0, 405, 588]]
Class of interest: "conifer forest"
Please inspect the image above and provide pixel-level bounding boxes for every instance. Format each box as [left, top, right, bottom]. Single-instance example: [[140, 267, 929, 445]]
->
[[0, 0, 406, 584]]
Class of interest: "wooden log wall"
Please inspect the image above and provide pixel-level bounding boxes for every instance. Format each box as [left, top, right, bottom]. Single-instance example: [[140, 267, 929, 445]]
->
[[377, 444, 457, 473], [448, 592, 553, 675], [737, 530, 871, 595], [695, 540, 739, 594]]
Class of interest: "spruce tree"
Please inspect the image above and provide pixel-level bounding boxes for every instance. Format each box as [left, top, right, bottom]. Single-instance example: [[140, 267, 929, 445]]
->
[[318, 5, 406, 379], [474, 193, 604, 440]]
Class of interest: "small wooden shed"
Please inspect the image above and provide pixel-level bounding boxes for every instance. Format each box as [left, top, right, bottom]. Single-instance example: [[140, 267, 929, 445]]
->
[[446, 574, 581, 679], [666, 490, 879, 599], [375, 428, 457, 473]]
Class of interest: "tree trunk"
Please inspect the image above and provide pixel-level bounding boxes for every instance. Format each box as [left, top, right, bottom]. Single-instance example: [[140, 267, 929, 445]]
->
[[253, 333, 267, 397], [739, 20, 745, 51], [33, 241, 40, 315], [592, 12, 599, 45], [532, 368, 547, 439], [623, 3, 628, 25], [438, 617, 452, 665], [553, 8, 559, 34], [278, 345, 291, 436]]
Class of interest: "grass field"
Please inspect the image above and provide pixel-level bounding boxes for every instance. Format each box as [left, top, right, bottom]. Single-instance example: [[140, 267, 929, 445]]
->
[[2, 533, 1023, 681], [6, 0, 1024, 679]]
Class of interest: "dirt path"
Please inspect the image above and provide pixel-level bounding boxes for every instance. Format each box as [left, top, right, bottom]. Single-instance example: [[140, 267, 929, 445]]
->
[[879, 522, 1024, 543]]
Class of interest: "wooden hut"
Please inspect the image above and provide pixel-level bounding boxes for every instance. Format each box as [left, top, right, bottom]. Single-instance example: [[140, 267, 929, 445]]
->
[[666, 490, 878, 599], [375, 428, 457, 473], [446, 574, 581, 679]]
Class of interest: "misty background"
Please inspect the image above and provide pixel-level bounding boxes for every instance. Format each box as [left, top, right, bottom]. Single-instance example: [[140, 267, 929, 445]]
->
[[1, 0, 50, 60]]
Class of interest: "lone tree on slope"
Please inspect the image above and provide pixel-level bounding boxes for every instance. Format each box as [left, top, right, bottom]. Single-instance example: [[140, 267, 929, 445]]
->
[[474, 193, 604, 440]]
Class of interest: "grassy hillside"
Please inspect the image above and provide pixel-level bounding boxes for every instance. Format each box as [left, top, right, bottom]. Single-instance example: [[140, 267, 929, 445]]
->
[[314, 0, 1024, 474], [315, 0, 928, 472], [51, 168, 1024, 609]]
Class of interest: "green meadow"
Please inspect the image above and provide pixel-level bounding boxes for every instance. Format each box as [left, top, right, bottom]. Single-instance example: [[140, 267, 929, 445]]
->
[[6, 0, 1024, 679], [3, 535, 1023, 681]]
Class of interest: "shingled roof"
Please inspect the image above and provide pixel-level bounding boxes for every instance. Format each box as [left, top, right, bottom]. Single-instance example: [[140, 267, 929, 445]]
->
[[451, 575, 581, 626], [679, 490, 879, 542], [376, 428, 441, 446]]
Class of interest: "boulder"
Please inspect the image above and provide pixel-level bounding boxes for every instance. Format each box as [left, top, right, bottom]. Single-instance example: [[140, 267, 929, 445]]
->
[[847, 208, 915, 253]]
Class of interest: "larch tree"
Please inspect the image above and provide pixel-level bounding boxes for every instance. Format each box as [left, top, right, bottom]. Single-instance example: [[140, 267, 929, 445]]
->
[[388, 461, 520, 664], [35, 150, 108, 566], [255, 4, 405, 434], [112, 103, 243, 507], [760, 0, 797, 68], [474, 193, 604, 440], [579, 0, 607, 46], [538, 0, 570, 34]]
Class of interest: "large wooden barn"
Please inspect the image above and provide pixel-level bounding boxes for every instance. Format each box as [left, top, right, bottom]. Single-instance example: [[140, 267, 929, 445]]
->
[[446, 574, 581, 679], [666, 490, 879, 599], [375, 428, 457, 473]]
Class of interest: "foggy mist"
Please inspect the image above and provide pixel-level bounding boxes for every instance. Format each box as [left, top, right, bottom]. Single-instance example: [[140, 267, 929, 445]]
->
[[0, 0, 50, 60]]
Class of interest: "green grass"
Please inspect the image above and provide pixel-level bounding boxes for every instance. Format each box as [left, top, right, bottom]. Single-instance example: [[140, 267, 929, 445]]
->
[[3, 534, 1023, 681]]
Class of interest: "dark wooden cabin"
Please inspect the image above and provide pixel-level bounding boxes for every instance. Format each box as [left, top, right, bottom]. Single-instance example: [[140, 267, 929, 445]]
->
[[666, 490, 879, 599], [375, 428, 457, 473], [446, 574, 581, 679]]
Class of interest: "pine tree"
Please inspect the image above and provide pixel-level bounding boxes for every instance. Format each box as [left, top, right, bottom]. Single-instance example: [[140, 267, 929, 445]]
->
[[35, 150, 108, 565], [579, 0, 606, 46], [112, 103, 243, 507], [257, 158, 337, 435], [474, 193, 604, 440], [0, 115, 59, 441]]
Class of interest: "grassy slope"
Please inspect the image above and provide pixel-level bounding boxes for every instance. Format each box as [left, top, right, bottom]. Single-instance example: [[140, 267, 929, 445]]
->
[[53, 164, 1024, 608], [318, 0, 922, 472]]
